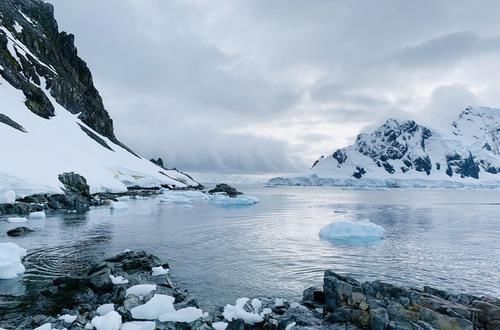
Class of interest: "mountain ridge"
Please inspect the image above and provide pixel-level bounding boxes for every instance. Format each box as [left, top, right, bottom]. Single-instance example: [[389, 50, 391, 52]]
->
[[270, 106, 500, 188]]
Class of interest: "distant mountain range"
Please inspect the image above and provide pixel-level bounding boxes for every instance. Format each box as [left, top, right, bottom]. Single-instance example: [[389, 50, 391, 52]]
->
[[270, 106, 500, 188], [0, 0, 199, 197]]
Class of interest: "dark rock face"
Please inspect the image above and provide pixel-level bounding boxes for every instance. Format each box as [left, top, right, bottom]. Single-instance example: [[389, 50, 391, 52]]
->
[[446, 153, 480, 179], [0, 201, 42, 215], [45, 172, 91, 212], [0, 0, 122, 143], [0, 113, 27, 132], [352, 166, 366, 179], [150, 157, 165, 168], [333, 150, 348, 164], [208, 184, 243, 198], [7, 226, 34, 236], [322, 270, 500, 330]]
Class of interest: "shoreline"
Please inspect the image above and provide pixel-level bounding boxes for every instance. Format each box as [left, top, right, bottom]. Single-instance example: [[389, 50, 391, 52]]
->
[[1, 250, 498, 330]]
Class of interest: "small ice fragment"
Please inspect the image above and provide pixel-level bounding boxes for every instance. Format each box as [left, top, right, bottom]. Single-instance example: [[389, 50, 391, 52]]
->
[[34, 324, 52, 330], [262, 308, 272, 315], [319, 219, 385, 239], [7, 217, 27, 223], [109, 274, 128, 285], [96, 303, 114, 316], [58, 314, 77, 324], [29, 211, 46, 219], [274, 298, 284, 307], [126, 284, 156, 298], [158, 307, 203, 323], [120, 321, 156, 330], [151, 266, 168, 277], [285, 321, 296, 330], [289, 302, 300, 308], [212, 321, 228, 330], [91, 310, 122, 330], [222, 298, 264, 325], [110, 201, 128, 210], [131, 294, 175, 320]]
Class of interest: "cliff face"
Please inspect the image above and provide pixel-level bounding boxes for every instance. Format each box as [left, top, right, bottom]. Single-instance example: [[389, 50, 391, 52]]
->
[[0, 0, 115, 141], [0, 0, 201, 196]]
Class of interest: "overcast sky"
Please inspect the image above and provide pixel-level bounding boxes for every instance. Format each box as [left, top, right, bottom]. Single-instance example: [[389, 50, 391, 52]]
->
[[48, 0, 500, 173]]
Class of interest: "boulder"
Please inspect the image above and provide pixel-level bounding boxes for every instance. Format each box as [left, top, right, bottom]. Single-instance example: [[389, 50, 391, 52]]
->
[[208, 184, 243, 198], [7, 226, 35, 237]]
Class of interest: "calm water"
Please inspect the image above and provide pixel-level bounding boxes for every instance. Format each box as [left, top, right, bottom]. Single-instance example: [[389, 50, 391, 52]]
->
[[1, 186, 500, 312]]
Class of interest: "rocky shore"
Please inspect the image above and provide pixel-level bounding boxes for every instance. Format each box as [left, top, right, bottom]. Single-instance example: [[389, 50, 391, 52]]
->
[[1, 250, 499, 330]]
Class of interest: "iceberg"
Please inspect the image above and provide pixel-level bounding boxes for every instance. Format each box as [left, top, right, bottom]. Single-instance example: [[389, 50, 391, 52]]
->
[[319, 220, 385, 240]]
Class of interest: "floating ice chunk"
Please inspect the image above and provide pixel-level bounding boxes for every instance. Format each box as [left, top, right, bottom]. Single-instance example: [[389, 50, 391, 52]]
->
[[285, 321, 296, 330], [151, 266, 168, 277], [319, 219, 385, 240], [158, 306, 203, 323], [126, 284, 156, 298], [222, 298, 264, 325], [110, 201, 129, 210], [91, 310, 122, 330], [274, 298, 284, 307], [109, 274, 128, 285], [96, 303, 115, 316], [7, 217, 27, 223], [0, 242, 27, 279], [131, 294, 175, 320], [262, 308, 272, 315], [289, 302, 300, 309], [59, 314, 77, 324], [29, 211, 46, 219], [210, 194, 259, 207], [34, 324, 52, 330], [0, 190, 16, 203], [120, 321, 156, 330], [160, 190, 209, 204], [212, 321, 228, 330]]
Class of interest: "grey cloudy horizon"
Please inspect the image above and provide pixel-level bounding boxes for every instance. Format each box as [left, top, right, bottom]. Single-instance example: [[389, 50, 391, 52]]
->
[[48, 0, 500, 173]]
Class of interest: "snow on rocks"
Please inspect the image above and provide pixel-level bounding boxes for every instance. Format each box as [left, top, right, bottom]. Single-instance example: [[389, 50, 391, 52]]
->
[[109, 274, 129, 285], [96, 303, 115, 316], [6, 216, 27, 223], [110, 201, 128, 210], [29, 211, 46, 219], [151, 266, 168, 277], [91, 310, 122, 330], [0, 190, 16, 203], [126, 284, 156, 298], [0, 242, 27, 279], [222, 298, 265, 325], [319, 219, 385, 240]]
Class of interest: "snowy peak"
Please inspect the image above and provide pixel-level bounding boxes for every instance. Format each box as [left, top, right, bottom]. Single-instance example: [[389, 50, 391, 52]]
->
[[287, 106, 500, 187]]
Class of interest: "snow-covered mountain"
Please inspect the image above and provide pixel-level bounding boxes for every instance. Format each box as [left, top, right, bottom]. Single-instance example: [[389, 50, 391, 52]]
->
[[0, 0, 199, 197], [270, 107, 500, 188]]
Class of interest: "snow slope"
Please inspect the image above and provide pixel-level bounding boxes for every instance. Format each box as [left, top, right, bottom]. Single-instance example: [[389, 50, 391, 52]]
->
[[269, 107, 500, 188], [0, 4, 199, 197]]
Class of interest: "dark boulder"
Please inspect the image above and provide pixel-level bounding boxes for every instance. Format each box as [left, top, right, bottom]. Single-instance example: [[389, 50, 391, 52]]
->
[[58, 172, 90, 198], [7, 226, 34, 237], [209, 184, 243, 198]]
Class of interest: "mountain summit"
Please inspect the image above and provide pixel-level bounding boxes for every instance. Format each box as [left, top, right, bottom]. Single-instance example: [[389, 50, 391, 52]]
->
[[0, 0, 199, 196], [270, 107, 500, 188]]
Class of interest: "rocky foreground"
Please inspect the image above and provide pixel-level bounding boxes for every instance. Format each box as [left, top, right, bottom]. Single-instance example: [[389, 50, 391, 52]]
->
[[1, 251, 499, 330]]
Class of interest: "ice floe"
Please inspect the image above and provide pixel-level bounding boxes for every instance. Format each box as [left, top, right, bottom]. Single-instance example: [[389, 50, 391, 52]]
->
[[29, 211, 46, 219], [209, 194, 259, 207], [0, 242, 27, 279], [319, 219, 385, 240], [7, 217, 27, 223], [120, 321, 156, 330]]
